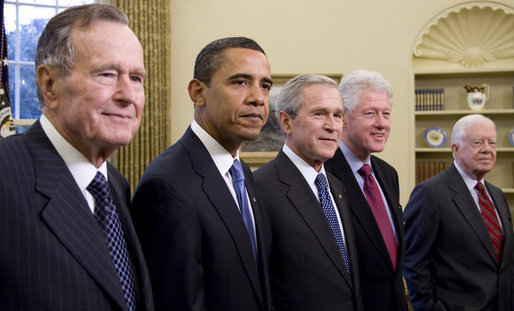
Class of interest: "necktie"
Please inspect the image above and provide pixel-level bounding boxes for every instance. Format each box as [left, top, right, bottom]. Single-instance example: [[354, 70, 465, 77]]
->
[[314, 173, 351, 275], [229, 159, 257, 262], [358, 164, 397, 270], [87, 172, 136, 311], [475, 181, 503, 263]]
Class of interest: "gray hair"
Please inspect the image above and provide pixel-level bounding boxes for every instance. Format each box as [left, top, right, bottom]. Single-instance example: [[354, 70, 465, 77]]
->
[[275, 74, 338, 121], [36, 4, 129, 106], [451, 114, 496, 146], [338, 69, 393, 113]]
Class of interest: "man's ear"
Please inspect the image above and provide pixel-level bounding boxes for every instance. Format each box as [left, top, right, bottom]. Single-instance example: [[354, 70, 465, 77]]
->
[[279, 111, 293, 135], [451, 143, 459, 155], [188, 79, 207, 107], [36, 65, 59, 108]]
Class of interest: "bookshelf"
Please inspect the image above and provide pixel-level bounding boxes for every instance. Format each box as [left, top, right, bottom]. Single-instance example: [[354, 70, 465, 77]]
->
[[413, 70, 514, 211], [409, 1, 514, 215]]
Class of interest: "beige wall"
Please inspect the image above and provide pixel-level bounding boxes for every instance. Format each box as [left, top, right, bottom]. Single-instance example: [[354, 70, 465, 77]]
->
[[169, 0, 514, 206]]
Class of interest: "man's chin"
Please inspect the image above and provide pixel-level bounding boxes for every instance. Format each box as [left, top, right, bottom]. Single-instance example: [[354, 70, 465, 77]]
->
[[240, 129, 263, 142]]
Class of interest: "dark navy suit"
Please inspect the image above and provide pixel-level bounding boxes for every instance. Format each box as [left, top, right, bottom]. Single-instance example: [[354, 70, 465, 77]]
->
[[131, 127, 271, 311], [254, 150, 363, 311], [0, 121, 154, 311], [325, 148, 407, 311]]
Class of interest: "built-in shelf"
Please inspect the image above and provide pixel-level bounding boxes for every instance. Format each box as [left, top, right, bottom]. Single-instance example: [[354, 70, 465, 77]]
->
[[416, 147, 514, 153], [416, 109, 514, 116]]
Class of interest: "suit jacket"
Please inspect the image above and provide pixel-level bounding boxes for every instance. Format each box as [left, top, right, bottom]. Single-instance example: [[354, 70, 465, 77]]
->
[[403, 163, 514, 311], [0, 121, 154, 311], [254, 150, 364, 311], [325, 149, 406, 311], [131, 127, 271, 311]]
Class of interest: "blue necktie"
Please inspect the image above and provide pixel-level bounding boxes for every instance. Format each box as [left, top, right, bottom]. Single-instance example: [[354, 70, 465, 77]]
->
[[87, 172, 137, 311], [229, 159, 257, 262], [315, 173, 351, 275]]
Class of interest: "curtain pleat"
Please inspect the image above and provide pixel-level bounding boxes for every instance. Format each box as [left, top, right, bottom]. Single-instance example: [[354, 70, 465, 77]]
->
[[113, 0, 171, 192]]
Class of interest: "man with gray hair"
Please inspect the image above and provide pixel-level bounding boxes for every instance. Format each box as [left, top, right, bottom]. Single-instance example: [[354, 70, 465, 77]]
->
[[254, 74, 363, 310], [0, 4, 153, 310], [404, 114, 514, 310], [325, 69, 406, 311]]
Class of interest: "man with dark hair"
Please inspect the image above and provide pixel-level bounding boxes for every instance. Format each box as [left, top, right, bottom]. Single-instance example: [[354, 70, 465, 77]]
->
[[404, 114, 514, 310], [132, 37, 272, 311], [193, 36, 265, 84], [0, 4, 153, 310]]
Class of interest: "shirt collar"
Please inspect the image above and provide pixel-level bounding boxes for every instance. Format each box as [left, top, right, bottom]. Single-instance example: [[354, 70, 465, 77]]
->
[[339, 141, 372, 174], [191, 120, 238, 176], [283, 144, 327, 188], [454, 160, 485, 192], [40, 114, 108, 190]]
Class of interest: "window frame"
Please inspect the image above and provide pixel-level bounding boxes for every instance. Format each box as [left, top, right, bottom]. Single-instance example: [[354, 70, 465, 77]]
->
[[5, 0, 110, 128]]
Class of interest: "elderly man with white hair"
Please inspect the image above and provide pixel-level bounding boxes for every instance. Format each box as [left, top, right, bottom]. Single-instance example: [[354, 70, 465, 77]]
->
[[404, 114, 514, 311]]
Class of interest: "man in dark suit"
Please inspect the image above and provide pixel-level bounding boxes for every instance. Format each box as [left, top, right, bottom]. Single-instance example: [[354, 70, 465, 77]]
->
[[254, 74, 363, 311], [0, 4, 153, 310], [404, 114, 514, 311], [325, 69, 406, 311], [131, 37, 272, 311]]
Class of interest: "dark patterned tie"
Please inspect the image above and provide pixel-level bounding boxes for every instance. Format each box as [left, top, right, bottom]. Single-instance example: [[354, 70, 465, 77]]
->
[[475, 181, 503, 263], [358, 164, 398, 270], [87, 172, 136, 311], [229, 159, 257, 262], [315, 173, 351, 276]]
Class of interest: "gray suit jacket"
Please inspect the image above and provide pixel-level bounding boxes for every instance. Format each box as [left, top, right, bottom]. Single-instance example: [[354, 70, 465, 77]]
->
[[254, 150, 364, 311], [404, 163, 514, 311], [0, 121, 154, 310]]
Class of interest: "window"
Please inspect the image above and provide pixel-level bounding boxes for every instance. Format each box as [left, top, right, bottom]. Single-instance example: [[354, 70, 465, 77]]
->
[[5, 0, 107, 128]]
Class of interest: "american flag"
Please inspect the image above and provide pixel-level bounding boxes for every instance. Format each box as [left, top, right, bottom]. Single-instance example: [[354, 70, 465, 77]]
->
[[0, 0, 15, 138]]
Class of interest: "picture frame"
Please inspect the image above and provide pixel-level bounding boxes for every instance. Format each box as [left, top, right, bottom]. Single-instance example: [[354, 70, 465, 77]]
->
[[241, 73, 343, 169]]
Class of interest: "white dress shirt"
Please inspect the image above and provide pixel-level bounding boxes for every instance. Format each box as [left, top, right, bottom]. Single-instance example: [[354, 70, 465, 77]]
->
[[40, 115, 107, 213]]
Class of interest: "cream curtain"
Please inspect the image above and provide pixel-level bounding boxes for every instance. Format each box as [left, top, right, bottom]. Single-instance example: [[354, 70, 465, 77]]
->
[[113, 0, 171, 191]]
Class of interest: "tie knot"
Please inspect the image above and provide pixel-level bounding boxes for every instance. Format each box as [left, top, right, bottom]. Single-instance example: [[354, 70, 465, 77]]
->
[[87, 171, 110, 201], [475, 181, 486, 193], [315, 173, 328, 190], [358, 164, 372, 178], [229, 159, 245, 183]]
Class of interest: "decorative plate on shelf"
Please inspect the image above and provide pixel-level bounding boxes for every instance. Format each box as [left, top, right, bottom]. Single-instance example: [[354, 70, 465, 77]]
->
[[509, 129, 514, 147], [424, 126, 447, 148]]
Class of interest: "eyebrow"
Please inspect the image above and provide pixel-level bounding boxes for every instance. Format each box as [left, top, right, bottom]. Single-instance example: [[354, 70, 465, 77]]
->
[[91, 65, 147, 79], [227, 73, 273, 86]]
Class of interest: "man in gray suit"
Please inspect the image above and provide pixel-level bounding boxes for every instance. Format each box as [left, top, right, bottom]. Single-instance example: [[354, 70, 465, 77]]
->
[[254, 74, 363, 311], [404, 114, 514, 310], [0, 4, 153, 310]]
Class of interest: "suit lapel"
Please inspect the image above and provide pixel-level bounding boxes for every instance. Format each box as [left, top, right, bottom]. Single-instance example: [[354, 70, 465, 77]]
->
[[331, 150, 393, 268], [447, 165, 497, 263], [370, 157, 404, 269], [275, 152, 353, 287], [327, 174, 357, 285], [181, 128, 264, 306], [485, 181, 512, 267], [370, 156, 402, 231], [26, 122, 128, 310], [108, 165, 153, 310], [243, 161, 272, 309]]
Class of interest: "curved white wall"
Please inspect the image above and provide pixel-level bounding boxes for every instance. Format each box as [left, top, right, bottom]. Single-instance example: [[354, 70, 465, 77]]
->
[[169, 0, 514, 205]]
